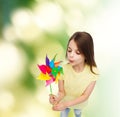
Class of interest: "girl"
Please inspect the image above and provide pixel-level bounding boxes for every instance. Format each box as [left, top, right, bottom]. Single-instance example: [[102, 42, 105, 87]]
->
[[49, 31, 99, 117]]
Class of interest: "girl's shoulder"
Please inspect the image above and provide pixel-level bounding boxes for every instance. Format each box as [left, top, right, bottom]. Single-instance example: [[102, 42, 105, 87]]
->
[[85, 64, 99, 74], [92, 66, 99, 75], [90, 66, 100, 81]]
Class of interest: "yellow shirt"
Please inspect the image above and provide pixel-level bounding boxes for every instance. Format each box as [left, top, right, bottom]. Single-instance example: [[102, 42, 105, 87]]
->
[[60, 63, 99, 109]]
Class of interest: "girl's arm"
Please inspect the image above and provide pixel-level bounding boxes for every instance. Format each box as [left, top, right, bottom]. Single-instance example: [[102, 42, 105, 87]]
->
[[53, 81, 96, 110], [49, 80, 65, 105], [65, 81, 96, 107], [56, 80, 66, 102]]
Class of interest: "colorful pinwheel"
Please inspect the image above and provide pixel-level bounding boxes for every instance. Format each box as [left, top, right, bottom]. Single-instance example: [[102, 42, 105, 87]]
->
[[37, 55, 63, 94]]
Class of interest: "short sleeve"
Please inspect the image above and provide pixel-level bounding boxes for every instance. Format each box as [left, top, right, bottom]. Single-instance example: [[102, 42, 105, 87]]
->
[[59, 74, 64, 80], [58, 64, 66, 80], [91, 67, 100, 81]]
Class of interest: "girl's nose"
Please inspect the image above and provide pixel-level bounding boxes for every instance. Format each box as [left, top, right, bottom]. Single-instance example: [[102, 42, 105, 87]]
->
[[70, 52, 74, 57]]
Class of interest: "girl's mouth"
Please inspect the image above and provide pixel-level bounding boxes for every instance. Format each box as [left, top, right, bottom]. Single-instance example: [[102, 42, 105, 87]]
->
[[69, 60, 74, 63]]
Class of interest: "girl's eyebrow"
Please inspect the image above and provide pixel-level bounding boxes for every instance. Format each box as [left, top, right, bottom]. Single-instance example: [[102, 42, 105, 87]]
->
[[68, 46, 79, 51], [68, 47, 71, 49]]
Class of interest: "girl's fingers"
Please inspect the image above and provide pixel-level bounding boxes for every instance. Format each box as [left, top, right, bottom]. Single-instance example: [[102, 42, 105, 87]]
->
[[49, 94, 59, 105], [49, 94, 57, 100]]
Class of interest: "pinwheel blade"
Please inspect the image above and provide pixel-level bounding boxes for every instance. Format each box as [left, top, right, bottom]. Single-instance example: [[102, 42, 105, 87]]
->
[[46, 55, 50, 66], [45, 76, 55, 86], [37, 73, 51, 80]]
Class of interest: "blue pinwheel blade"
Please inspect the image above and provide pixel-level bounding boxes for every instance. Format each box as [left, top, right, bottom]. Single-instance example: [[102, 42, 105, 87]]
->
[[49, 60, 54, 68]]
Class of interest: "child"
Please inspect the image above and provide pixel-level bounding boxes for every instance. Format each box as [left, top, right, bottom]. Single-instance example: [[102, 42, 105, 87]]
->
[[49, 31, 99, 117]]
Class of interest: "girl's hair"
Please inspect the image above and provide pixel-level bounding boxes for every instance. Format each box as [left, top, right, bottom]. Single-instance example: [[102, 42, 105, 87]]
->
[[66, 31, 97, 74]]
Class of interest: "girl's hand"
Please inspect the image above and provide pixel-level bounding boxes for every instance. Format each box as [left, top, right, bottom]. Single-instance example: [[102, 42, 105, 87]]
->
[[52, 102, 67, 111], [49, 94, 58, 105]]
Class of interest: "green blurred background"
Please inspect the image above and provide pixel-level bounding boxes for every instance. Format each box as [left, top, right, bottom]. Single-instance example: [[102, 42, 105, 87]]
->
[[0, 0, 120, 117]]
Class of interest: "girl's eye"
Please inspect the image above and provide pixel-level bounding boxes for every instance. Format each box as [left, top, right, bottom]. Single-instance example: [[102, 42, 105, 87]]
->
[[67, 50, 72, 52], [67, 47, 72, 52], [76, 51, 80, 55]]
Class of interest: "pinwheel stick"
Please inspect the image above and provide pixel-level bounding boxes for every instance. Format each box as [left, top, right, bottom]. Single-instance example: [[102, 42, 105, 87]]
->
[[50, 84, 52, 94]]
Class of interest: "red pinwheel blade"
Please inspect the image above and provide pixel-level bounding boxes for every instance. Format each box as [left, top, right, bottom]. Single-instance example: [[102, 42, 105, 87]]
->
[[37, 65, 47, 74]]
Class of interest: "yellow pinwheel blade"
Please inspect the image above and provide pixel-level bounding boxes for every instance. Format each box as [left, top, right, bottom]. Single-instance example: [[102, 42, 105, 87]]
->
[[37, 73, 51, 80], [55, 73, 60, 83]]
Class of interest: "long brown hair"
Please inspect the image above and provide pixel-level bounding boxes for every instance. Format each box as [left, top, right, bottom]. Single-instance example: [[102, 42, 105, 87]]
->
[[66, 31, 97, 74]]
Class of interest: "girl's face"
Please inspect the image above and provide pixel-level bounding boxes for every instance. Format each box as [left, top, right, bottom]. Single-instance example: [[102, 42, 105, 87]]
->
[[67, 39, 85, 67]]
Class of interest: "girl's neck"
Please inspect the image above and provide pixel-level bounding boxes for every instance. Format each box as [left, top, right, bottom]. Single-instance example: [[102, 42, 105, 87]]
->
[[72, 63, 86, 73]]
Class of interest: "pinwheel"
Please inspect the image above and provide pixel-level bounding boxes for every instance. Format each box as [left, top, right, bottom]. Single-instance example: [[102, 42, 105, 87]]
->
[[37, 55, 63, 94]]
